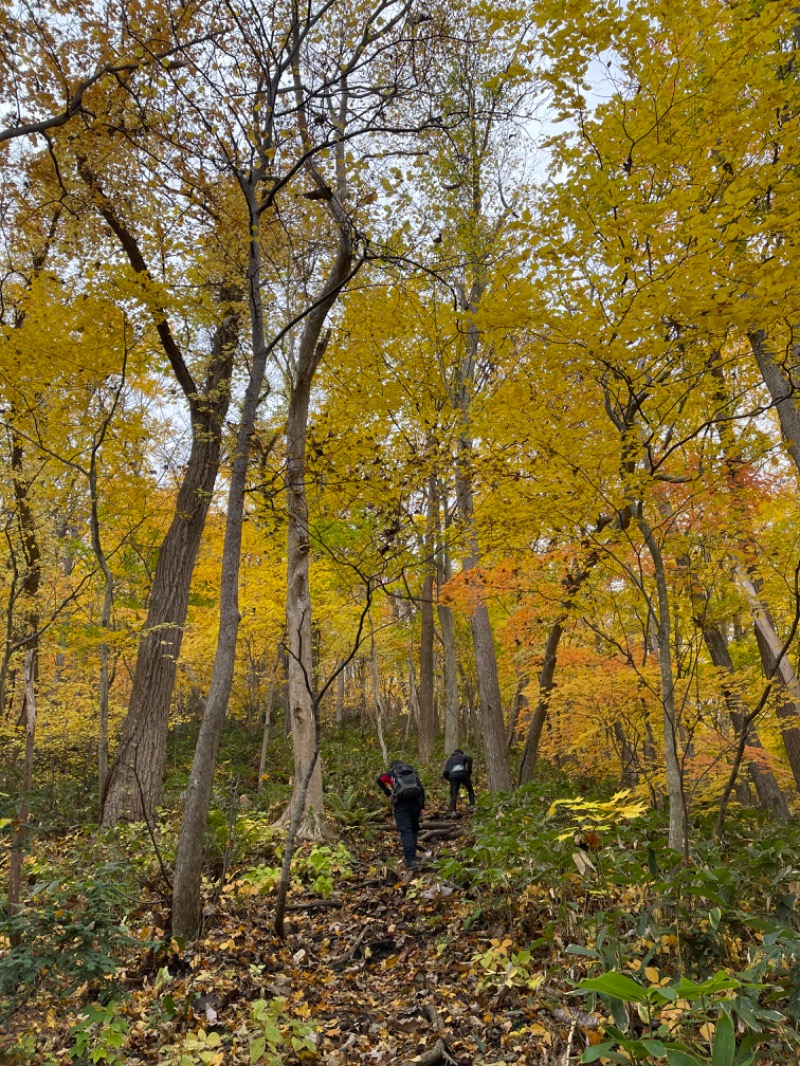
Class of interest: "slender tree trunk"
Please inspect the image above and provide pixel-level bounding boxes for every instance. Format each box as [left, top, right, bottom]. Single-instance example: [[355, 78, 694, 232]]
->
[[639, 516, 686, 853], [8, 651, 36, 948], [454, 453, 511, 789], [418, 479, 437, 763], [257, 658, 280, 794], [336, 661, 345, 726], [518, 617, 565, 785], [701, 623, 789, 818], [439, 597, 461, 753], [506, 676, 528, 750], [279, 227, 353, 839], [7, 429, 41, 944], [613, 721, 639, 787], [749, 331, 800, 474], [171, 194, 270, 939], [737, 569, 800, 790], [370, 622, 389, 767]]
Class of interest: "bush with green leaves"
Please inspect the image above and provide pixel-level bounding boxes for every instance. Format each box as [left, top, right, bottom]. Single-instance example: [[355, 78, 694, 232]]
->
[[249, 995, 317, 1064], [242, 842, 353, 900], [576, 967, 799, 1065], [70, 1001, 130, 1065], [0, 863, 141, 1014]]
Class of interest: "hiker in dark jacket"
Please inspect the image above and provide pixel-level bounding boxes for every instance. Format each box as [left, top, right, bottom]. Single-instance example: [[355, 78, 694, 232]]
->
[[377, 761, 426, 870], [442, 748, 475, 815]]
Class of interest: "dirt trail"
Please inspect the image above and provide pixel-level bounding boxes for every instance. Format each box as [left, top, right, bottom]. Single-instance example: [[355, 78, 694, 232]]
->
[[141, 810, 562, 1066]]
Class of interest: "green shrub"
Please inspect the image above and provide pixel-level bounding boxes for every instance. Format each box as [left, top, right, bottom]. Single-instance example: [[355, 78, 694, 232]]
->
[[0, 864, 142, 1014]]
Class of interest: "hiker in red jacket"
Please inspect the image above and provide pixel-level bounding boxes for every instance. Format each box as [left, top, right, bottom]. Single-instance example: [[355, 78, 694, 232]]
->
[[377, 761, 426, 870], [442, 748, 475, 816]]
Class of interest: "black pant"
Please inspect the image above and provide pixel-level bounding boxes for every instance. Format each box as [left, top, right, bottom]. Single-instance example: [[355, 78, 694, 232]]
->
[[393, 798, 421, 867], [449, 776, 475, 812]]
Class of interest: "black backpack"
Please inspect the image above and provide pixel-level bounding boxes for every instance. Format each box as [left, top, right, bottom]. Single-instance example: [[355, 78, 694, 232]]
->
[[445, 753, 468, 780], [390, 763, 422, 802]]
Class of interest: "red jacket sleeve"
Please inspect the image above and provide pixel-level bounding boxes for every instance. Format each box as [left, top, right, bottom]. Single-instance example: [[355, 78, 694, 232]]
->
[[377, 772, 393, 798]]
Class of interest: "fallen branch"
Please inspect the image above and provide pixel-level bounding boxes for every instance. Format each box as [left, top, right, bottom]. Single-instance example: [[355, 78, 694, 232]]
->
[[423, 1003, 444, 1033], [348, 924, 372, 961], [418, 828, 463, 842], [400, 1038, 456, 1066]]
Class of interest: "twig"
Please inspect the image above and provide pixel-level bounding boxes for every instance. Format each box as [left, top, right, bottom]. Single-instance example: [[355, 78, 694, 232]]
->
[[562, 1012, 580, 1065], [348, 924, 371, 960], [131, 762, 173, 891]]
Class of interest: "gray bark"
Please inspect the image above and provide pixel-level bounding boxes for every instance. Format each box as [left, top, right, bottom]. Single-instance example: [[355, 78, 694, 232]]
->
[[418, 478, 438, 763], [369, 621, 389, 767], [639, 515, 687, 853], [172, 189, 270, 939], [454, 286, 511, 792], [701, 622, 790, 818], [749, 330, 800, 474], [257, 658, 280, 794], [737, 568, 800, 791]]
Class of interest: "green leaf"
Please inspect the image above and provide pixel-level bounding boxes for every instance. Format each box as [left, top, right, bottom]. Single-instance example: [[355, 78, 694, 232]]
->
[[667, 1052, 707, 1066], [567, 944, 601, 957], [250, 1036, 266, 1064], [712, 1012, 735, 1066], [581, 1044, 628, 1063], [578, 972, 647, 1003], [641, 1039, 669, 1057]]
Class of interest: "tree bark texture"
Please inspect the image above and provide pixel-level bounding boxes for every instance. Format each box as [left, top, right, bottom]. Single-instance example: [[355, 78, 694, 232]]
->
[[701, 623, 790, 819], [639, 516, 687, 853], [101, 350, 235, 824], [418, 479, 438, 763], [738, 570, 800, 791], [749, 331, 800, 475], [282, 225, 353, 838], [171, 199, 268, 939], [7, 430, 41, 944], [453, 295, 511, 791], [518, 617, 564, 786]]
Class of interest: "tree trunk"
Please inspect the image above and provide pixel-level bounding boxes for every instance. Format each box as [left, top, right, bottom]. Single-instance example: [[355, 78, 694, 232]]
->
[[257, 658, 280, 794], [101, 313, 237, 826], [737, 569, 800, 790], [336, 661, 345, 726], [518, 617, 564, 785], [279, 226, 353, 840], [418, 480, 437, 764], [7, 429, 41, 944], [437, 499, 461, 753], [8, 651, 36, 948], [613, 721, 639, 787], [639, 516, 686, 853], [172, 195, 270, 939], [749, 331, 800, 474], [369, 622, 389, 767], [439, 596, 461, 753], [506, 677, 528, 750], [701, 623, 789, 818], [454, 444, 510, 789]]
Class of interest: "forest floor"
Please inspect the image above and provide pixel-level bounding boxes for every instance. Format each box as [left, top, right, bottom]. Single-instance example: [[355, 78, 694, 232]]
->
[[1, 804, 578, 1066]]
